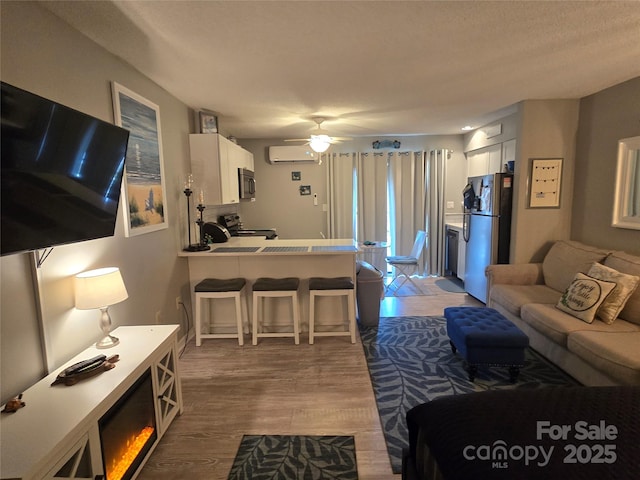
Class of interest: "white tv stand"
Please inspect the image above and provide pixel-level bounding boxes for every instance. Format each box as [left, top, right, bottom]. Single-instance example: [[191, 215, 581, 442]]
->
[[0, 325, 183, 480]]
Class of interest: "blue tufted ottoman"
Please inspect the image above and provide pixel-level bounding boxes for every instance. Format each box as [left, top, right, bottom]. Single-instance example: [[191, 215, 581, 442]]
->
[[444, 306, 529, 382]]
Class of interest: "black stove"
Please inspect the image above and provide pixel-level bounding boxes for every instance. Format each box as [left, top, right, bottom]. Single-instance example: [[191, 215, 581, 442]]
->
[[218, 214, 277, 240]]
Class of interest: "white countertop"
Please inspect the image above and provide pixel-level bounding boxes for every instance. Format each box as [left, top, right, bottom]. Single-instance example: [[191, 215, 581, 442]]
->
[[446, 222, 464, 230], [179, 237, 358, 257]]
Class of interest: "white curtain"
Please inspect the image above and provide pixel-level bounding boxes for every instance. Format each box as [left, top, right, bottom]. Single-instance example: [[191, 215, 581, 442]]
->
[[356, 152, 388, 243], [425, 149, 448, 276], [388, 151, 427, 273], [326, 152, 356, 238], [326, 148, 448, 276]]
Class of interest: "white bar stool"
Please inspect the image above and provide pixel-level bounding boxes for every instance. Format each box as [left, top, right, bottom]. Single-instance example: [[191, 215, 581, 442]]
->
[[252, 277, 300, 345], [194, 278, 247, 346], [308, 276, 356, 344]]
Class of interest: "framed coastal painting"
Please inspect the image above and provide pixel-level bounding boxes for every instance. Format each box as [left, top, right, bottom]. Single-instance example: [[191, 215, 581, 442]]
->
[[112, 82, 168, 236]]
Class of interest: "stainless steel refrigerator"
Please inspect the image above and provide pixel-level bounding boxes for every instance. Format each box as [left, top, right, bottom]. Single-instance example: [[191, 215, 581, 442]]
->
[[462, 173, 514, 303]]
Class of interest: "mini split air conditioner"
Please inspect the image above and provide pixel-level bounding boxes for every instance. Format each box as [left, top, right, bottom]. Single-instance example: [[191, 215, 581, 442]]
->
[[268, 146, 319, 164]]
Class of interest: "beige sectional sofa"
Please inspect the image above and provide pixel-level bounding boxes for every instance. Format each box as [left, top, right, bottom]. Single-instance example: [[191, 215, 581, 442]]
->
[[486, 240, 640, 386]]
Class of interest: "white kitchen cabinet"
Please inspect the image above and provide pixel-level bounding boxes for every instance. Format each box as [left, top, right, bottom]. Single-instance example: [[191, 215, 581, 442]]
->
[[466, 150, 487, 178], [235, 145, 254, 171], [488, 144, 503, 174], [189, 134, 254, 205], [467, 144, 503, 177], [502, 139, 516, 167]]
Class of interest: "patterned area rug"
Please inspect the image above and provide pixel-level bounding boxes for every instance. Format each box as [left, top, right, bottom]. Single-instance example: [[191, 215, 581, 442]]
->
[[228, 435, 358, 479], [360, 316, 579, 474]]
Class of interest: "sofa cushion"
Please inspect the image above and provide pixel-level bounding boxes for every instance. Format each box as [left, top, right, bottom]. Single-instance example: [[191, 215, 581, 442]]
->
[[556, 273, 617, 323], [588, 262, 640, 324], [521, 303, 640, 347], [568, 331, 640, 385], [604, 251, 640, 325], [542, 240, 610, 293], [490, 284, 560, 317]]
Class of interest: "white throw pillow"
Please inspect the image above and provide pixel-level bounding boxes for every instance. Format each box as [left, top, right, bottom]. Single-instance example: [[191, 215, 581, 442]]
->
[[556, 273, 617, 323], [587, 262, 640, 324]]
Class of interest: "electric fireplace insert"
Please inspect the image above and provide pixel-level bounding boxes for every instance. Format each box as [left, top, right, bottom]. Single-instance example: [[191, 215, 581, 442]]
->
[[98, 368, 157, 480]]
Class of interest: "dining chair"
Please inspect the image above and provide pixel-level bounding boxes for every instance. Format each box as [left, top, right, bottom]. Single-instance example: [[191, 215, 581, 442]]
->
[[385, 230, 427, 295]]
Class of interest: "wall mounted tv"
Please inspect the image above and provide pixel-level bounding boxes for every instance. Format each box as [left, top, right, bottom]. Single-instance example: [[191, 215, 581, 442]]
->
[[1, 82, 130, 256]]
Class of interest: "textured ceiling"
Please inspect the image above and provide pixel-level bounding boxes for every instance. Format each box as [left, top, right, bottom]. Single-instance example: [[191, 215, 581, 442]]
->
[[42, 1, 640, 140]]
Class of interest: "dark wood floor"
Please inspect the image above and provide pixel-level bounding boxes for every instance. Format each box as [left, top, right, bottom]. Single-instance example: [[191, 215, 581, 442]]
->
[[138, 277, 481, 480]]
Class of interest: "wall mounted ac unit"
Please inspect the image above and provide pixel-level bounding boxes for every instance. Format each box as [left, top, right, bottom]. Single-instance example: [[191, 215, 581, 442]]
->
[[269, 146, 319, 164]]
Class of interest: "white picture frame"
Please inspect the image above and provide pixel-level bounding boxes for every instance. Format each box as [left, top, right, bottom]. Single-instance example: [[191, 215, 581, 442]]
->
[[528, 158, 563, 208], [612, 136, 640, 230]]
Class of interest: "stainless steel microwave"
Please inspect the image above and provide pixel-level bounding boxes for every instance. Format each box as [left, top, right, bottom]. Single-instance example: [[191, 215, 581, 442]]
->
[[238, 168, 256, 199]]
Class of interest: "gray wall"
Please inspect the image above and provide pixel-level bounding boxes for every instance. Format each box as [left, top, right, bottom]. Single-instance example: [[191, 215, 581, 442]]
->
[[237, 136, 467, 239], [1, 2, 193, 403], [572, 77, 640, 253], [511, 99, 581, 263], [238, 140, 329, 239]]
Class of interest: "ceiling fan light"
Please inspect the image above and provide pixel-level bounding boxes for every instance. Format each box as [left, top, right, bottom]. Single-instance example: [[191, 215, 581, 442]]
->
[[309, 135, 331, 153]]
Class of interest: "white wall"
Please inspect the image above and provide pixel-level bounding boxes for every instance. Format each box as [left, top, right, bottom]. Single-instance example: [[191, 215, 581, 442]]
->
[[1, 2, 193, 403]]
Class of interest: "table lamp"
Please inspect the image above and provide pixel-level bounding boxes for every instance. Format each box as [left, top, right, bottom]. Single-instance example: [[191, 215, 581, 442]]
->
[[75, 267, 129, 348]]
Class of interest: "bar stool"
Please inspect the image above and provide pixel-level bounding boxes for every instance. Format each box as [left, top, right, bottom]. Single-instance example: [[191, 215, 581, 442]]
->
[[194, 278, 247, 346], [252, 277, 300, 345], [308, 277, 356, 344]]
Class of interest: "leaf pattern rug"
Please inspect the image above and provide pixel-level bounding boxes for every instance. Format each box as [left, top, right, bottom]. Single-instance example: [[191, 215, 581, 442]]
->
[[360, 315, 579, 474], [228, 435, 357, 479]]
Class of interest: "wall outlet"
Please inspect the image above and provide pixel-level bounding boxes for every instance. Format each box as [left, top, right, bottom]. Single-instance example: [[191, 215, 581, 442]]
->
[[447, 201, 455, 209], [155, 311, 163, 324], [175, 296, 182, 310]]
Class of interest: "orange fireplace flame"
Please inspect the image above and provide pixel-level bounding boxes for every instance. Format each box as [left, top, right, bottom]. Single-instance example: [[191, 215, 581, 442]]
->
[[107, 426, 155, 480]]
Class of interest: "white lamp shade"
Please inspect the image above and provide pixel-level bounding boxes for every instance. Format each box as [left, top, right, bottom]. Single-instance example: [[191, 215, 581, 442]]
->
[[75, 267, 129, 310], [309, 134, 331, 153]]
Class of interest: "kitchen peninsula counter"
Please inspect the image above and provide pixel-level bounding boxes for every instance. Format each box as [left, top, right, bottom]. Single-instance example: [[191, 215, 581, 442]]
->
[[179, 238, 359, 334], [178, 237, 358, 256]]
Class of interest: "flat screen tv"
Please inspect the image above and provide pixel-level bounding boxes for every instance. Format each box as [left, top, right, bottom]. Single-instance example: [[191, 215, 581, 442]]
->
[[1, 82, 130, 256]]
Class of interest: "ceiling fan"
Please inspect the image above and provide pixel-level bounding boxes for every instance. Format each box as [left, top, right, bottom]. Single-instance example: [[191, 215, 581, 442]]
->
[[284, 117, 351, 153]]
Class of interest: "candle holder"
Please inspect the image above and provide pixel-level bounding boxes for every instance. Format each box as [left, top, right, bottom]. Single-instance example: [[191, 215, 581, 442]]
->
[[183, 187, 210, 252]]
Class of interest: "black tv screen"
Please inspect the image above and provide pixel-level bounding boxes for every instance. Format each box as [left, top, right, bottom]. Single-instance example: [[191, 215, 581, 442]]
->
[[1, 82, 129, 256]]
